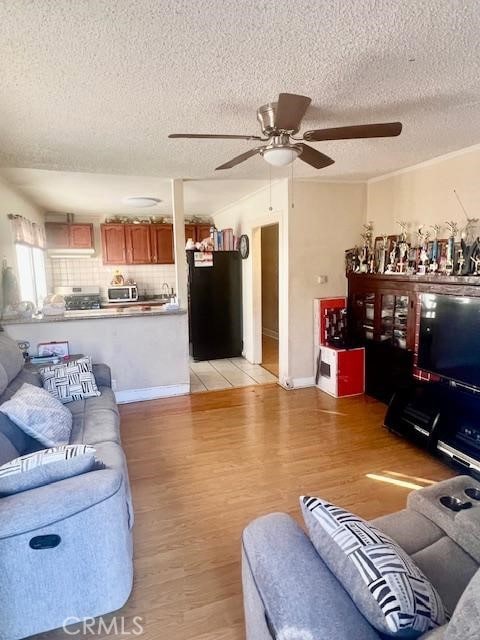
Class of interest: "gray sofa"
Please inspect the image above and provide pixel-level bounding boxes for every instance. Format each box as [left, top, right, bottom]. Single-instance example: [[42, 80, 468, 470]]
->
[[242, 476, 480, 640], [0, 334, 134, 640]]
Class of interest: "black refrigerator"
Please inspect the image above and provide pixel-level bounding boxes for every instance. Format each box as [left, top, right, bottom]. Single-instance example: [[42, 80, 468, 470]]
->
[[187, 251, 243, 361]]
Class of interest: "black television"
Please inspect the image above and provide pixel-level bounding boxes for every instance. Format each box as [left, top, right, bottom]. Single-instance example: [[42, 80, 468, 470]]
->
[[418, 293, 480, 389]]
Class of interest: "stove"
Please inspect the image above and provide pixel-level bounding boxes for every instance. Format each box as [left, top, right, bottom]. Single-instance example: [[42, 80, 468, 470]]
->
[[55, 286, 102, 311]]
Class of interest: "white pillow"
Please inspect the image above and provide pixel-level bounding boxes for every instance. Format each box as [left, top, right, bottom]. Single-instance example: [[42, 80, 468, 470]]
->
[[40, 356, 100, 404], [0, 383, 72, 447], [0, 445, 99, 496]]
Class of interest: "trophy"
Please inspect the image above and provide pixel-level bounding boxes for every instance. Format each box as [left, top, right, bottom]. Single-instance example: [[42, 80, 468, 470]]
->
[[360, 221, 374, 274], [416, 226, 430, 275], [396, 220, 409, 274], [429, 224, 441, 273], [445, 221, 459, 275]]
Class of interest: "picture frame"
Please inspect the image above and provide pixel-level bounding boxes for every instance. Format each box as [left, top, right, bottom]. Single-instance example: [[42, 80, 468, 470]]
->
[[37, 341, 69, 358]]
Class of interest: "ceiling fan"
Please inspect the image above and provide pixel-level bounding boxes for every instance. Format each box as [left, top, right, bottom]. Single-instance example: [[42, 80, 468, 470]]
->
[[168, 93, 402, 171]]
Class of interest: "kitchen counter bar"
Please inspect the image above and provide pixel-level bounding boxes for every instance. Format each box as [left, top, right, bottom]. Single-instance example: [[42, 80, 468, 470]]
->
[[4, 311, 190, 403], [1, 307, 186, 325]]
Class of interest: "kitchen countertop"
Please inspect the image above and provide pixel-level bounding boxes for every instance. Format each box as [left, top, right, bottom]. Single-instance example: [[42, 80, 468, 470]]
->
[[0, 307, 186, 325]]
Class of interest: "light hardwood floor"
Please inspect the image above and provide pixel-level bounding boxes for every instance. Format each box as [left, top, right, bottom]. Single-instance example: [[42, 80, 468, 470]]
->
[[261, 334, 279, 377], [40, 385, 453, 640]]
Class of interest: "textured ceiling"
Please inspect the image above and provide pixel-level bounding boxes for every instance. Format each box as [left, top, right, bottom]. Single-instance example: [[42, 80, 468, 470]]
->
[[0, 169, 265, 216], [1, 0, 480, 181]]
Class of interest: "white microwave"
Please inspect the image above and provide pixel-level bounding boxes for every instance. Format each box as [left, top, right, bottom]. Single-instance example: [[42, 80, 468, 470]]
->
[[107, 285, 138, 303]]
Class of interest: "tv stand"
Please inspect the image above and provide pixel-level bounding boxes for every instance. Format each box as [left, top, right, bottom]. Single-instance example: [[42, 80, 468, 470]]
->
[[385, 381, 480, 477]]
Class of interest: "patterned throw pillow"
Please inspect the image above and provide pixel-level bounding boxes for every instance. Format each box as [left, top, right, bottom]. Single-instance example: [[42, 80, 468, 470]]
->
[[0, 445, 100, 496], [0, 383, 72, 447], [40, 357, 100, 404], [300, 496, 445, 638]]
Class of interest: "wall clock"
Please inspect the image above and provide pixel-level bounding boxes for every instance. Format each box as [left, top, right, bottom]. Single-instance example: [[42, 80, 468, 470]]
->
[[239, 234, 249, 259]]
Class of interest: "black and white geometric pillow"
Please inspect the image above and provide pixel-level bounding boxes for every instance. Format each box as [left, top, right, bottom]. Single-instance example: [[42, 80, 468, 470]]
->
[[0, 445, 100, 496], [40, 356, 100, 403], [300, 496, 446, 638]]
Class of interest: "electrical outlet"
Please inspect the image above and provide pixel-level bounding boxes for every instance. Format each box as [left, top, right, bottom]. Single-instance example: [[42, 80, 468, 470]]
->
[[317, 275, 328, 284]]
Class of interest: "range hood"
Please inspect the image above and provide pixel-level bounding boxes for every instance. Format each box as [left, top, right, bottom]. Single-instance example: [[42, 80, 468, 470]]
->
[[48, 248, 95, 259]]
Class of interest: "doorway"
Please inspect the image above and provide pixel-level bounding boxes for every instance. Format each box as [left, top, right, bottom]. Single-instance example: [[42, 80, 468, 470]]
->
[[260, 223, 279, 376]]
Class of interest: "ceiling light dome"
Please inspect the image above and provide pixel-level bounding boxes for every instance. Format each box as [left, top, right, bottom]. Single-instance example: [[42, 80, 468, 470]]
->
[[262, 145, 301, 167], [123, 196, 161, 208]]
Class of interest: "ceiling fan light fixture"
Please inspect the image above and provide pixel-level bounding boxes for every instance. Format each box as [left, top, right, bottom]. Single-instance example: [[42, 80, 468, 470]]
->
[[262, 145, 301, 167]]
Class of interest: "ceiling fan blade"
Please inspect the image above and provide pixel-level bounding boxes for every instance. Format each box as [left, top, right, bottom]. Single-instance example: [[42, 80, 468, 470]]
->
[[275, 93, 312, 131], [215, 147, 264, 170], [169, 133, 262, 140], [297, 144, 335, 169], [304, 122, 402, 142]]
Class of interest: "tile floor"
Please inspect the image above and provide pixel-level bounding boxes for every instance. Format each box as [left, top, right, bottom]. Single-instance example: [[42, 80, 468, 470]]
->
[[190, 357, 277, 392]]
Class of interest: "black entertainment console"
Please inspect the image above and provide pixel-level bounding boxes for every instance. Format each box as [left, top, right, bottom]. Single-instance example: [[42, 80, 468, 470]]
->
[[385, 380, 480, 477]]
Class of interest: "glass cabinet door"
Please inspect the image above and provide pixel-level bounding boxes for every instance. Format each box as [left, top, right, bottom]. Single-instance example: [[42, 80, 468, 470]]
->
[[352, 293, 375, 342], [380, 294, 409, 349]]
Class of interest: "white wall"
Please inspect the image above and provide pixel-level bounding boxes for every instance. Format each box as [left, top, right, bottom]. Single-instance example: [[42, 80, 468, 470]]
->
[[213, 179, 367, 387], [213, 180, 290, 383], [0, 176, 44, 274], [367, 144, 480, 238], [289, 181, 367, 382]]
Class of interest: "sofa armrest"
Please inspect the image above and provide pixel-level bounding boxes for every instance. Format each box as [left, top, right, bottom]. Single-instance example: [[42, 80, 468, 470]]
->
[[92, 363, 112, 388], [242, 513, 382, 640], [0, 468, 123, 539]]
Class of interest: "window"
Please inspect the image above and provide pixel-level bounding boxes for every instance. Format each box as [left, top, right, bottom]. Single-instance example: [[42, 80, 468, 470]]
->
[[15, 244, 47, 310]]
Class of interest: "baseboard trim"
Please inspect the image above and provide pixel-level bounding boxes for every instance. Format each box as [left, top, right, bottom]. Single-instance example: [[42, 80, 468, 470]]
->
[[115, 383, 190, 404], [262, 328, 279, 340], [292, 377, 315, 389]]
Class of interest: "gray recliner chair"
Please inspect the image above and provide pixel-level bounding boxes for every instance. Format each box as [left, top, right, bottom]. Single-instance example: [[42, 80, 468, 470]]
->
[[242, 476, 480, 639]]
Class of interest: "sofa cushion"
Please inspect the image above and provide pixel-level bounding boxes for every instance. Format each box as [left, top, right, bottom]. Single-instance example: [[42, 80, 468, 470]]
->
[[0, 411, 41, 456], [0, 432, 20, 466], [0, 335, 24, 391], [68, 387, 120, 445], [444, 568, 480, 640], [301, 496, 446, 638], [0, 444, 100, 496], [0, 368, 42, 404], [40, 356, 100, 404], [0, 383, 72, 447], [371, 510, 444, 556]]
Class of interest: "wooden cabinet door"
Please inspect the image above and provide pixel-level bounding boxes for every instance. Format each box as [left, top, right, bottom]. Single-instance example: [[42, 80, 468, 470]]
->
[[125, 224, 152, 264], [45, 223, 70, 249], [101, 224, 126, 264], [185, 224, 197, 243], [152, 225, 174, 264], [196, 224, 211, 242], [69, 224, 93, 249]]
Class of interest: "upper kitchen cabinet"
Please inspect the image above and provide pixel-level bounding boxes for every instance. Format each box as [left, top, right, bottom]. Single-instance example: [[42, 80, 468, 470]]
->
[[151, 224, 174, 264], [196, 224, 211, 242], [125, 224, 152, 264], [185, 224, 197, 243], [101, 224, 127, 264], [101, 223, 174, 265], [46, 222, 93, 250], [184, 223, 211, 244]]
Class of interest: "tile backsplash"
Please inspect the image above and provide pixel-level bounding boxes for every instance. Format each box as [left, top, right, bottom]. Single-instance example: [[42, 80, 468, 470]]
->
[[46, 257, 176, 300]]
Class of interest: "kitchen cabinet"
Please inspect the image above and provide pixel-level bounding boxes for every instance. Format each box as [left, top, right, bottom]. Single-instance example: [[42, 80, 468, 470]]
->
[[125, 224, 152, 264], [151, 224, 174, 264], [185, 224, 197, 243], [184, 223, 211, 244], [196, 224, 211, 242], [68, 224, 94, 249], [46, 223, 93, 250], [101, 223, 174, 265], [101, 224, 127, 264]]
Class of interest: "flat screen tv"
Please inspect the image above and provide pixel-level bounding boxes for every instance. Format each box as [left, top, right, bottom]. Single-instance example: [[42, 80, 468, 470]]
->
[[418, 293, 480, 388]]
